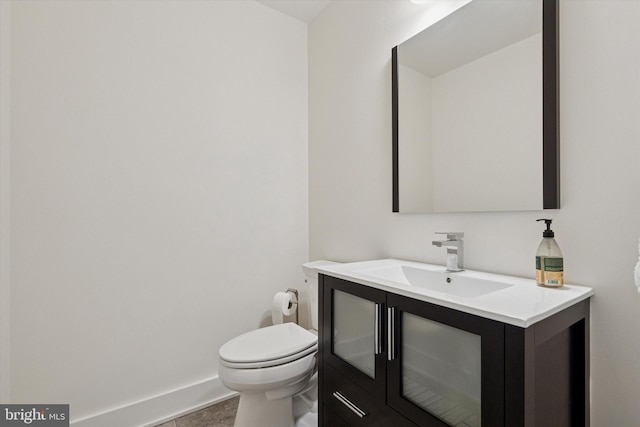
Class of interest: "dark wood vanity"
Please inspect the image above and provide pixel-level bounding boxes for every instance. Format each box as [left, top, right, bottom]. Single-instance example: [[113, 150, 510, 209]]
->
[[318, 274, 591, 427]]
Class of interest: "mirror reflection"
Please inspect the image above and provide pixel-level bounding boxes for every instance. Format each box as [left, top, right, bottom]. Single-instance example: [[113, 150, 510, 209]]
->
[[393, 0, 557, 213]]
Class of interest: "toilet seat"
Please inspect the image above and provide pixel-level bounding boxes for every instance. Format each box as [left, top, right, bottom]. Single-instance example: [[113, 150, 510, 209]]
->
[[219, 323, 318, 369]]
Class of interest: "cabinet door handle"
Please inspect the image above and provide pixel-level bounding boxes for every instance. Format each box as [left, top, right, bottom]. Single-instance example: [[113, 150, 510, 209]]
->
[[374, 303, 383, 355], [388, 306, 396, 361], [332, 391, 368, 418]]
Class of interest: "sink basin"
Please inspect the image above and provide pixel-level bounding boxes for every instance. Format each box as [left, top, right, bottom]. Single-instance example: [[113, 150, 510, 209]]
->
[[313, 259, 594, 327], [356, 264, 512, 298]]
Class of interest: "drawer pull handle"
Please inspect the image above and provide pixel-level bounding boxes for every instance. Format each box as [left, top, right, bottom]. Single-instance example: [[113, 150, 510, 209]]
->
[[332, 391, 368, 418]]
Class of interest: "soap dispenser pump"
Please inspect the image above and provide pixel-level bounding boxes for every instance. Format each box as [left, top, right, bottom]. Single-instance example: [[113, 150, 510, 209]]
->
[[536, 219, 564, 288]]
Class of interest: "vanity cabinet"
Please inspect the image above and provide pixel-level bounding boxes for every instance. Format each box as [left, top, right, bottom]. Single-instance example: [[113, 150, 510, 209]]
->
[[319, 274, 590, 427]]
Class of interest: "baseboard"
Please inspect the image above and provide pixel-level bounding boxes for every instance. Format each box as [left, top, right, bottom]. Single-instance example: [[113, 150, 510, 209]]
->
[[70, 376, 237, 427]]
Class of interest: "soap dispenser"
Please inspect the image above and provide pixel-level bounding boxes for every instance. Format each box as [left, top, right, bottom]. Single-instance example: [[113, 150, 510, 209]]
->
[[536, 219, 564, 288]]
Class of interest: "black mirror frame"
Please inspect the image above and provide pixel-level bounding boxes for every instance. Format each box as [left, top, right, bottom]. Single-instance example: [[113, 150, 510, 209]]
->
[[392, 0, 559, 213]]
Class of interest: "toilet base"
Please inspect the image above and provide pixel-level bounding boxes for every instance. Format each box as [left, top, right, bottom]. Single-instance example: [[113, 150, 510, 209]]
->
[[295, 410, 318, 427], [234, 392, 294, 427]]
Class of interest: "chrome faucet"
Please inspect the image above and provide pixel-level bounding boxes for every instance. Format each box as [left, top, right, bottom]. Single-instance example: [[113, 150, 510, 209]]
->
[[432, 232, 464, 272]]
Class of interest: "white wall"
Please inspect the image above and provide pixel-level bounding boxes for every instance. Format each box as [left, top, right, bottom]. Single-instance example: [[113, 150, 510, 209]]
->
[[0, 0, 12, 405], [309, 1, 640, 425], [3, 0, 308, 424]]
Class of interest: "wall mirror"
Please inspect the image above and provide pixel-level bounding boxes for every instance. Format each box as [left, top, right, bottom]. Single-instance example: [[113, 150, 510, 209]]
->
[[392, 0, 558, 213]]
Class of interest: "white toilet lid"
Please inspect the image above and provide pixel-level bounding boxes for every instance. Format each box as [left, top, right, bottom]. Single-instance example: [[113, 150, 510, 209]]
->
[[219, 323, 317, 368]]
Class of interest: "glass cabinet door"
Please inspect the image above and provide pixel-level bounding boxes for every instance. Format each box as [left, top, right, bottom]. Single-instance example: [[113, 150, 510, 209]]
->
[[322, 276, 387, 400], [402, 312, 481, 426], [388, 293, 505, 427], [333, 289, 377, 378]]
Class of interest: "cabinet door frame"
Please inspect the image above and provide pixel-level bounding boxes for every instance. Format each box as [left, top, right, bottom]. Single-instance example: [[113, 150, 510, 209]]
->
[[387, 293, 505, 427], [321, 275, 388, 401]]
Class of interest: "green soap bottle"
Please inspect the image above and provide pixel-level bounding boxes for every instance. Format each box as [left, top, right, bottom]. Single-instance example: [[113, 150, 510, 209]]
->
[[535, 219, 564, 288]]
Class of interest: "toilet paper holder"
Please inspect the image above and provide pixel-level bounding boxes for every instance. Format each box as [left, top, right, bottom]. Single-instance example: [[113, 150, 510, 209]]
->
[[286, 288, 299, 325]]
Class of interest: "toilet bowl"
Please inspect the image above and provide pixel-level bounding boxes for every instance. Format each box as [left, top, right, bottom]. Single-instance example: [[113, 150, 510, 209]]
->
[[217, 261, 337, 427], [219, 323, 318, 427]]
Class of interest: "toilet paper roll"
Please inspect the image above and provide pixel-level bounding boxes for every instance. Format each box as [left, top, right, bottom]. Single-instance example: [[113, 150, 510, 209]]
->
[[272, 291, 297, 324]]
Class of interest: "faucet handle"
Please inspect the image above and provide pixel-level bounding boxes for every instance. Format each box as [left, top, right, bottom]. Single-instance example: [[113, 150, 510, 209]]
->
[[435, 232, 464, 240]]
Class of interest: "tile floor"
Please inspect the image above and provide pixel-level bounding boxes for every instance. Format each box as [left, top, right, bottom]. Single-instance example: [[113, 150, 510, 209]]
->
[[155, 396, 239, 427]]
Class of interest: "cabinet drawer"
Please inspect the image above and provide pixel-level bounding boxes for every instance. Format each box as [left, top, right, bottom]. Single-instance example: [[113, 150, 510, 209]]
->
[[323, 364, 416, 427], [322, 404, 349, 427]]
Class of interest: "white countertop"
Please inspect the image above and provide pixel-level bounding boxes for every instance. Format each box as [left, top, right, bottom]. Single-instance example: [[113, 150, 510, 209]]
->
[[315, 259, 593, 327]]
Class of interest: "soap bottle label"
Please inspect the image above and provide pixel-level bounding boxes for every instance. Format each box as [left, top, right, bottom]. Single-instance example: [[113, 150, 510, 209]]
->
[[536, 256, 564, 287]]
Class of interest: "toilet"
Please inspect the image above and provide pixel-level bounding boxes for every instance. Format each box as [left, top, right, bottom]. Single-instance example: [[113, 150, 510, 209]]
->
[[218, 261, 336, 427]]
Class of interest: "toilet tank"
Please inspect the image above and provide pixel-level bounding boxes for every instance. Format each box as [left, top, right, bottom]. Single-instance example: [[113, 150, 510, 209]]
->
[[302, 260, 339, 331]]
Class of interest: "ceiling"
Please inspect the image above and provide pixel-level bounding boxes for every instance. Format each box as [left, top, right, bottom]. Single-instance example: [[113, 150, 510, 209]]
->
[[256, 0, 331, 23]]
